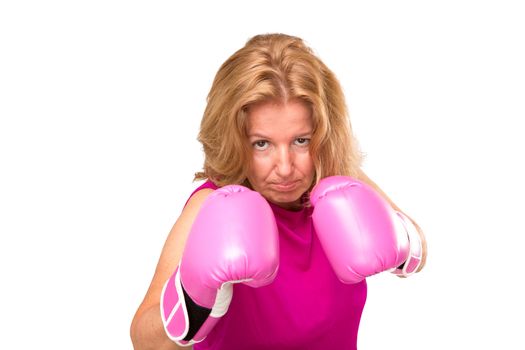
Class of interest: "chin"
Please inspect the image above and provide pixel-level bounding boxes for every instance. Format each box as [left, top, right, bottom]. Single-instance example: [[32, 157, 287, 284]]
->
[[268, 189, 304, 206]]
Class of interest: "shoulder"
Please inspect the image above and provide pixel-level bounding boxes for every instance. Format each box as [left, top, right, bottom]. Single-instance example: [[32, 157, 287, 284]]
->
[[183, 180, 219, 208], [177, 180, 221, 231], [182, 187, 214, 217]]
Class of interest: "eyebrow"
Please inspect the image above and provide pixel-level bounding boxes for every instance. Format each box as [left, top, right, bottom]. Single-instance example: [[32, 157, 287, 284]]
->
[[247, 131, 313, 139]]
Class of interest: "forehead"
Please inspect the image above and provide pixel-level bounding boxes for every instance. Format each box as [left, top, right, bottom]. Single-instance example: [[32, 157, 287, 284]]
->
[[246, 100, 313, 135]]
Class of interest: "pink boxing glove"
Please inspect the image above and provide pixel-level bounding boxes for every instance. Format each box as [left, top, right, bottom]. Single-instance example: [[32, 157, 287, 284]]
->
[[160, 185, 279, 346], [310, 176, 421, 284]]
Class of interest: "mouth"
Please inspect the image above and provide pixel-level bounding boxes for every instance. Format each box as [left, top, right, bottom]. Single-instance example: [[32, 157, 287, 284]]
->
[[271, 181, 299, 192]]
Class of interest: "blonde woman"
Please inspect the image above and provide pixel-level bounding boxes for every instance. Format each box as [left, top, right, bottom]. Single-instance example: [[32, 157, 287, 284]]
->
[[131, 33, 427, 350]]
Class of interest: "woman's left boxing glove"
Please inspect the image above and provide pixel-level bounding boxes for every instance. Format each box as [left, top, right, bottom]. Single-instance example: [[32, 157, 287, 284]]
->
[[310, 176, 418, 283]]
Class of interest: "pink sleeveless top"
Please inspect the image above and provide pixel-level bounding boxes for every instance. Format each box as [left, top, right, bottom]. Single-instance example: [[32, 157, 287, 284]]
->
[[188, 180, 367, 350]]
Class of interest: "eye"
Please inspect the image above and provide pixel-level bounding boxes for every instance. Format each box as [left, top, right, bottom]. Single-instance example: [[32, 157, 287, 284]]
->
[[253, 140, 269, 151], [294, 138, 310, 146]]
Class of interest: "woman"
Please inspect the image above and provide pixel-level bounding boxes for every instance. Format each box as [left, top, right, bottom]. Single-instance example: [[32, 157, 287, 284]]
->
[[131, 33, 427, 350]]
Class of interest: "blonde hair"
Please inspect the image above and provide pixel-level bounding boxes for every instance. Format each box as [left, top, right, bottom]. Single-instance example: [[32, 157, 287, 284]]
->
[[194, 33, 363, 188]]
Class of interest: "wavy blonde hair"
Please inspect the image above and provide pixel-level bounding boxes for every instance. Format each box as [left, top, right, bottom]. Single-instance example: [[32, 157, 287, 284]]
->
[[194, 33, 363, 188]]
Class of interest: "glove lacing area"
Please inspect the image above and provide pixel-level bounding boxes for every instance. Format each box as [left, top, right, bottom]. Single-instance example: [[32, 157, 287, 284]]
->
[[180, 284, 212, 341], [183, 282, 234, 344], [391, 211, 423, 277]]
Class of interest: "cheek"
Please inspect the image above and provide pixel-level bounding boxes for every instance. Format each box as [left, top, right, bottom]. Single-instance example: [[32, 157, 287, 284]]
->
[[248, 156, 272, 182], [298, 153, 315, 177]]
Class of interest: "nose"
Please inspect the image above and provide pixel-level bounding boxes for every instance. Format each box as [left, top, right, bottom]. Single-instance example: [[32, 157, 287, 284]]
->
[[274, 146, 294, 178]]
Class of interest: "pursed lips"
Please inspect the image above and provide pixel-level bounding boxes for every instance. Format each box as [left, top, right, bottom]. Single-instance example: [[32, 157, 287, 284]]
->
[[270, 180, 300, 191]]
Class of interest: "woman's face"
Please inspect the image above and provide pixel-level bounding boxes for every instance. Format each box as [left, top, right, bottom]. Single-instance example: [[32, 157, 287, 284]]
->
[[245, 99, 315, 210]]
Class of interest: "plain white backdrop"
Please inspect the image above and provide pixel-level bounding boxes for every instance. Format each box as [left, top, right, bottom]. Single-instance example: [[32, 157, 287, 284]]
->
[[1, 1, 524, 349]]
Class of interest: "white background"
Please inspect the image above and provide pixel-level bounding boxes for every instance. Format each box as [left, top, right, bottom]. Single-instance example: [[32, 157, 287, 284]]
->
[[1, 1, 524, 349]]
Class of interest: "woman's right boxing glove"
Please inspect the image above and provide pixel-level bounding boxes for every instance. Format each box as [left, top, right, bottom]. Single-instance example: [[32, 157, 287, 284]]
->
[[160, 185, 279, 346]]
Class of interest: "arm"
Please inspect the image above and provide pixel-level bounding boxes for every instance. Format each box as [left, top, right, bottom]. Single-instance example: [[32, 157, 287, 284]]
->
[[355, 168, 427, 273], [130, 188, 214, 350]]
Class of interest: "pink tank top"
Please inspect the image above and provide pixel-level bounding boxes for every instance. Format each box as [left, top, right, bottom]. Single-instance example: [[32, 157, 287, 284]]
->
[[188, 180, 367, 350]]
